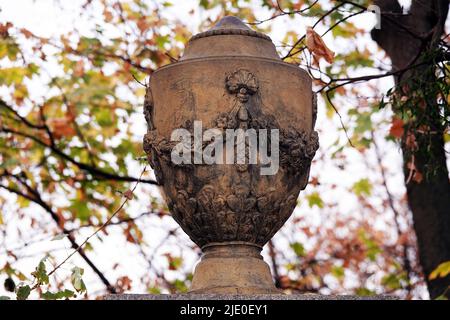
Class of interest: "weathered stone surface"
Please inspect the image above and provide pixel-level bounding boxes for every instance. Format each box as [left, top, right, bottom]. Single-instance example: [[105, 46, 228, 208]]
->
[[142, 15, 319, 294], [189, 243, 280, 294], [104, 294, 398, 300]]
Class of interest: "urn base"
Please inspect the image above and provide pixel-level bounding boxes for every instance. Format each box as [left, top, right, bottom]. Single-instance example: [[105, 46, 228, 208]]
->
[[189, 242, 280, 294]]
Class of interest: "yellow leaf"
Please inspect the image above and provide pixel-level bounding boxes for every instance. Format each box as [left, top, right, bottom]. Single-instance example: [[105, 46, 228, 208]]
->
[[429, 261, 450, 280]]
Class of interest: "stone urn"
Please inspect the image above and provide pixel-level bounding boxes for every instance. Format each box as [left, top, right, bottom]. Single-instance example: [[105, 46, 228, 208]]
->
[[143, 16, 319, 294]]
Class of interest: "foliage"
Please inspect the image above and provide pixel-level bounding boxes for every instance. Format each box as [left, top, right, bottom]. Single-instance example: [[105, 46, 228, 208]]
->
[[430, 261, 450, 281]]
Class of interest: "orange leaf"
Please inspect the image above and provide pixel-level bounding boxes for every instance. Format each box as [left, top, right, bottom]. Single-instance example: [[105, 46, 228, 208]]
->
[[104, 10, 113, 23], [412, 171, 423, 183], [389, 117, 404, 138], [74, 60, 85, 77], [137, 18, 149, 33], [309, 177, 320, 186], [305, 26, 335, 64], [0, 22, 13, 37], [49, 117, 76, 139], [116, 276, 132, 292], [20, 28, 34, 39]]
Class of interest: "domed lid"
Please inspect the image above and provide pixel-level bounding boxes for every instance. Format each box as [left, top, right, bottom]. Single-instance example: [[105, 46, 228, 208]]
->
[[180, 16, 280, 61], [190, 16, 271, 41]]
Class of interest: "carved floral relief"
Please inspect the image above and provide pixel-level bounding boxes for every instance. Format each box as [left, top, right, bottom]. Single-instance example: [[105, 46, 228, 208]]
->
[[143, 68, 319, 247]]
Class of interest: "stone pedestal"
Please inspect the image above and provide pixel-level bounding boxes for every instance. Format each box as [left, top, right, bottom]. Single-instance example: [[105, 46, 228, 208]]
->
[[190, 242, 279, 294]]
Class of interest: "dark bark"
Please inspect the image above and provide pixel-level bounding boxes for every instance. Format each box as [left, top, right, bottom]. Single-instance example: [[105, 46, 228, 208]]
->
[[371, 0, 450, 299]]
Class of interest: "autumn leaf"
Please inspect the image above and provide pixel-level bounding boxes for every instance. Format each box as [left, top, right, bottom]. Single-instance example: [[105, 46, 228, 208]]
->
[[71, 267, 86, 293], [309, 176, 319, 186], [352, 178, 372, 197], [31, 257, 49, 285], [123, 189, 134, 200], [278, 275, 291, 289], [164, 253, 183, 271], [406, 157, 423, 184], [42, 289, 75, 300], [20, 28, 34, 39], [305, 26, 335, 64], [103, 10, 113, 23], [429, 261, 450, 280], [290, 242, 306, 257], [116, 276, 132, 293], [306, 192, 324, 208], [0, 22, 13, 37], [389, 117, 404, 138], [73, 60, 85, 77], [137, 18, 149, 33], [49, 117, 76, 139], [412, 171, 423, 184]]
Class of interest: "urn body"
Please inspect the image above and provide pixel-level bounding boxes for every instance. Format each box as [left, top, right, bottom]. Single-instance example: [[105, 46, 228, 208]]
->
[[143, 16, 319, 293]]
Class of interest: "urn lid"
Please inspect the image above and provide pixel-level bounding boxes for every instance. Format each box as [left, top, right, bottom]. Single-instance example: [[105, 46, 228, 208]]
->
[[180, 16, 280, 61]]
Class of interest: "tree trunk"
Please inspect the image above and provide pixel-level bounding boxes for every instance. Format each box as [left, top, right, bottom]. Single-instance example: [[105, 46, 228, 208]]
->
[[371, 0, 450, 299]]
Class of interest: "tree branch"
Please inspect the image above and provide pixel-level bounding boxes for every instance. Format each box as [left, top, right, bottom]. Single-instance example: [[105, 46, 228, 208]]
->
[[0, 125, 157, 185], [0, 179, 117, 293]]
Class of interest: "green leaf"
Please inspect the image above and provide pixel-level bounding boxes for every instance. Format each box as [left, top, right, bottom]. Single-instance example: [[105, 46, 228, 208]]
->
[[199, 0, 210, 9], [16, 285, 31, 300], [306, 192, 324, 208], [381, 273, 403, 290], [147, 287, 161, 294], [355, 287, 375, 296], [0, 39, 20, 61], [71, 267, 86, 293], [31, 257, 49, 285], [172, 279, 188, 293], [290, 242, 306, 257], [69, 200, 90, 222], [84, 242, 94, 252], [331, 266, 345, 279], [353, 111, 373, 134], [0, 296, 11, 300], [95, 108, 114, 126], [352, 178, 372, 197], [155, 35, 170, 48], [358, 229, 381, 261], [42, 289, 75, 300]]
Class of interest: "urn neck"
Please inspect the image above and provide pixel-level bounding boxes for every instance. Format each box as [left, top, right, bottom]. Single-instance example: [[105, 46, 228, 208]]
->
[[201, 241, 263, 258]]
